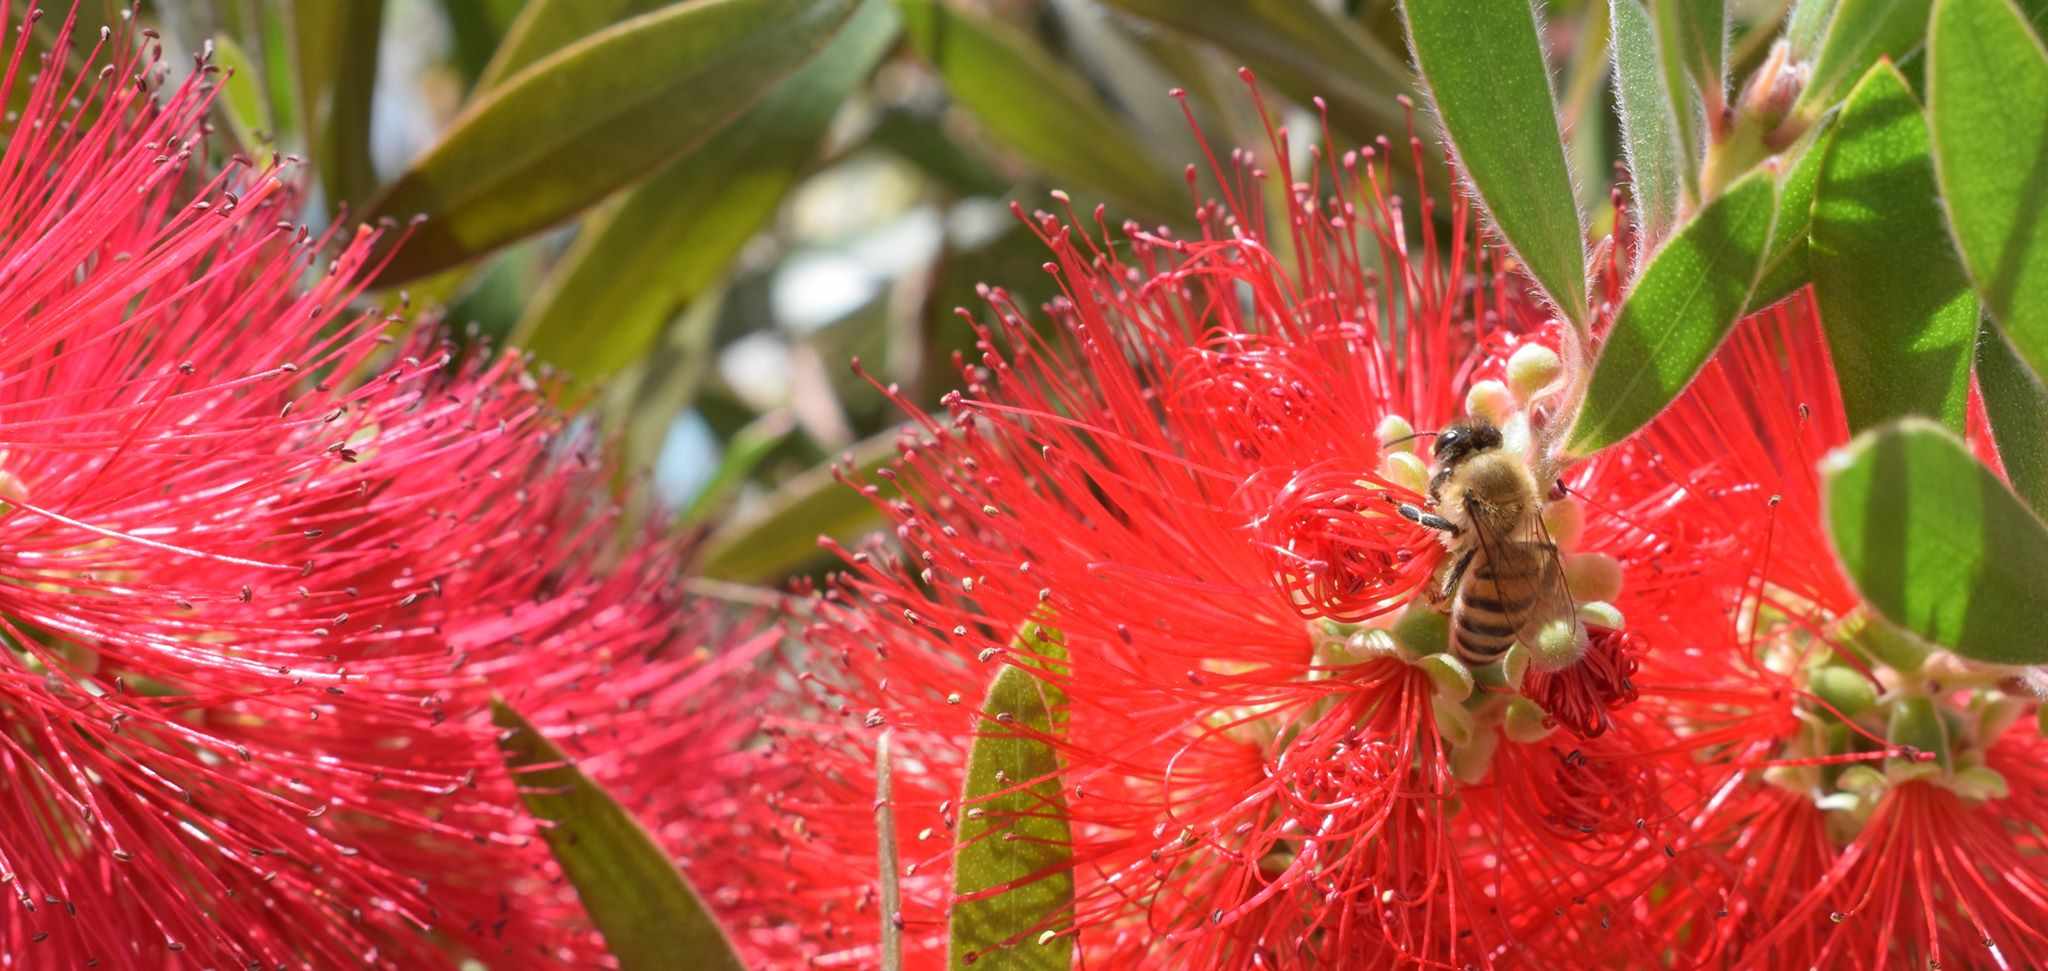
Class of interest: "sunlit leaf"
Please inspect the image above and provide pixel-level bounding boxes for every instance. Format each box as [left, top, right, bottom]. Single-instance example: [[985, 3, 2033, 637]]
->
[[1811, 61, 1975, 432], [698, 429, 901, 582], [209, 34, 271, 152], [897, 0, 1185, 223], [292, 0, 384, 210], [1977, 326, 2048, 518], [364, 0, 862, 284], [492, 700, 747, 970], [1611, 0, 1687, 257], [949, 621, 1073, 971], [1564, 169, 1775, 456], [679, 413, 797, 525], [1785, 0, 1841, 60], [1401, 0, 1588, 325], [513, 0, 899, 390], [475, 0, 667, 91], [1928, 0, 2048, 379], [439, 0, 526, 84], [1747, 108, 1837, 310], [1100, 0, 1416, 145], [1823, 419, 2048, 665], [1793, 0, 1932, 119]]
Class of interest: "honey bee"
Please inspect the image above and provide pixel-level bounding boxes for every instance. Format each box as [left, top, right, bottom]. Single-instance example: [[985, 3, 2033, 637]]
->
[[1397, 419, 1581, 666]]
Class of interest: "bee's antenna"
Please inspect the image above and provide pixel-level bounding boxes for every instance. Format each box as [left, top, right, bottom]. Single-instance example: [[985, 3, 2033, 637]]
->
[[1380, 430, 1440, 448]]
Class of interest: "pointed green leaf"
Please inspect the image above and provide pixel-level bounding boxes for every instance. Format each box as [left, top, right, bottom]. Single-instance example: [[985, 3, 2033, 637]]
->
[[1812, 62, 1975, 433], [476, 0, 669, 91], [293, 0, 384, 210], [896, 0, 1184, 223], [1401, 0, 1588, 325], [1652, 0, 1726, 106], [1823, 418, 2048, 665], [364, 0, 861, 284], [1794, 0, 1932, 119], [491, 700, 746, 971], [513, 0, 899, 390], [1099, 0, 1417, 145], [699, 429, 902, 582], [678, 412, 796, 526], [950, 622, 1073, 971], [1786, 0, 1842, 61], [1978, 326, 2048, 519], [210, 34, 272, 152], [1748, 108, 1838, 310], [1564, 169, 1776, 456], [1929, 0, 2048, 379], [1611, 0, 1687, 256]]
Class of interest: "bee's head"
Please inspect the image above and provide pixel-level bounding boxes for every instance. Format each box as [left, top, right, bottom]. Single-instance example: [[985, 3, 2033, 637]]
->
[[1432, 419, 1503, 468]]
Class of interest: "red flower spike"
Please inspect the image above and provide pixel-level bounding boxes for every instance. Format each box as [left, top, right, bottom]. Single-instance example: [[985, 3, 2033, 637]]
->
[[1620, 297, 2048, 969], [753, 79, 1755, 969], [0, 10, 774, 967]]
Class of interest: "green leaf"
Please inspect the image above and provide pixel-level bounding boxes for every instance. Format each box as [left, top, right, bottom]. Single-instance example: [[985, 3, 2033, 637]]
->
[[868, 106, 1009, 197], [476, 0, 670, 91], [1786, 0, 1842, 61], [364, 0, 862, 284], [1978, 326, 2048, 518], [679, 413, 797, 525], [512, 0, 899, 389], [1747, 108, 1838, 310], [1401, 0, 1588, 325], [698, 429, 901, 582], [1649, 0, 1714, 185], [1564, 169, 1776, 456], [1811, 62, 1975, 432], [1794, 0, 1932, 119], [1099, 0, 1416, 145], [1611, 0, 1687, 256], [896, 0, 1184, 223], [1652, 0, 1726, 107], [1822, 418, 2048, 665], [877, 730, 904, 971], [491, 700, 746, 970], [210, 34, 272, 152], [1928, 0, 2048, 380], [439, 0, 526, 84], [950, 621, 1073, 971], [292, 0, 384, 210]]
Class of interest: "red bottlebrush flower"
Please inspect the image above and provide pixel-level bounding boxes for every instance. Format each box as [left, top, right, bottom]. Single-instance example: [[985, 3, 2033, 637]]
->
[[1619, 298, 2048, 969], [0, 10, 775, 968], [755, 82, 1750, 970]]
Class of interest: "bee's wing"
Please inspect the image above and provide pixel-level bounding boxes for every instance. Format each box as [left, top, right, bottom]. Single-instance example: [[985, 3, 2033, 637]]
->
[[1502, 539, 1579, 644], [1510, 505, 1580, 644], [1461, 504, 1579, 647]]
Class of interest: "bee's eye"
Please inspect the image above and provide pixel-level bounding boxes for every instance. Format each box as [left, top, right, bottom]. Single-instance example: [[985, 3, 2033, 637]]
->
[[1434, 430, 1461, 458]]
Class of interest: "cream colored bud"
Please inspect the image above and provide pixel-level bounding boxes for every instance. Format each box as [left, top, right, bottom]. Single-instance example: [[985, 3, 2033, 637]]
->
[[1526, 616, 1589, 672], [1376, 413, 1417, 453], [1449, 727, 1500, 784], [1542, 498, 1584, 551], [1464, 379, 1512, 424], [1564, 553, 1624, 604], [1506, 343, 1563, 402], [1417, 653, 1474, 703], [1503, 697, 1555, 743], [1577, 601, 1625, 632], [1379, 451, 1429, 495]]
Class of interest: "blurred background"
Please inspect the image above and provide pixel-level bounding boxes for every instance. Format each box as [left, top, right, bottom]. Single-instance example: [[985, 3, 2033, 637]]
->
[[87, 0, 1798, 588]]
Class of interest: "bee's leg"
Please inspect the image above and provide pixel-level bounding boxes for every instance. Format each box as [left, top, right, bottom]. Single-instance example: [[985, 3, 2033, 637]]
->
[[1399, 503, 1459, 534], [1429, 548, 1475, 608]]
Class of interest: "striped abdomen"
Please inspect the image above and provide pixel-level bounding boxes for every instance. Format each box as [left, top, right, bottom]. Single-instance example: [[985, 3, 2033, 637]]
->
[[1450, 543, 1550, 664]]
